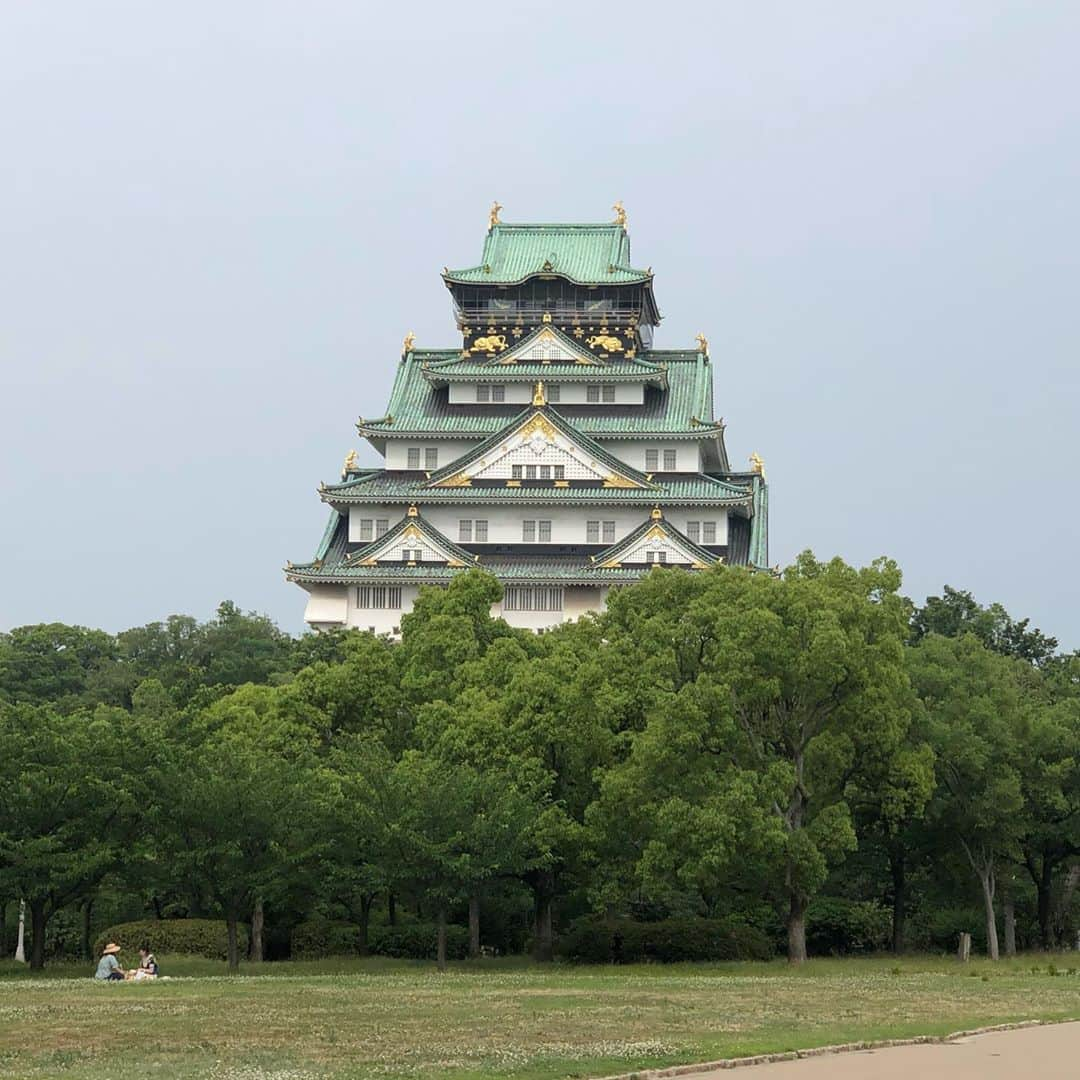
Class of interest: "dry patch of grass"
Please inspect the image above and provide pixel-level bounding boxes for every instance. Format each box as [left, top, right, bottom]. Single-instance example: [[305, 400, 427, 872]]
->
[[1, 956, 1079, 1079]]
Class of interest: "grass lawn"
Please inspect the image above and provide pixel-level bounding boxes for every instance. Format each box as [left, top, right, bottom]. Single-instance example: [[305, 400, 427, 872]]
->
[[2, 954, 1080, 1080]]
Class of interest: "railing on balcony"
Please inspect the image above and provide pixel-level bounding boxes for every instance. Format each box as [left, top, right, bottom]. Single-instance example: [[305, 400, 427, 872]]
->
[[455, 301, 654, 348]]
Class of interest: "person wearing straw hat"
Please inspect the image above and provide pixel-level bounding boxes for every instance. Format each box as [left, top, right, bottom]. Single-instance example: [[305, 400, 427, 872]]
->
[[94, 942, 124, 981]]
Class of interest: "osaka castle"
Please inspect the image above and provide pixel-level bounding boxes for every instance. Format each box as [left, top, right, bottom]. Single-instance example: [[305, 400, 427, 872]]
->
[[286, 203, 769, 633]]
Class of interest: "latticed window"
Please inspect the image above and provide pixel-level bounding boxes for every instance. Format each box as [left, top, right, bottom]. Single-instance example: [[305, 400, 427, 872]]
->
[[645, 449, 659, 471], [407, 447, 421, 469], [424, 447, 438, 470], [359, 518, 374, 542], [586, 521, 600, 543], [356, 586, 402, 609], [548, 384, 560, 402], [525, 465, 537, 480], [491, 384, 506, 403], [511, 465, 523, 479], [375, 519, 389, 538], [702, 522, 717, 544], [401, 548, 422, 562], [587, 385, 600, 403], [687, 521, 700, 542], [539, 465, 551, 480], [504, 586, 564, 612], [663, 449, 677, 470], [646, 550, 668, 564], [459, 520, 472, 542], [602, 521, 615, 543], [554, 465, 565, 480], [602, 385, 616, 403], [538, 520, 552, 542], [474, 520, 488, 542], [476, 384, 490, 402], [522, 520, 536, 542]]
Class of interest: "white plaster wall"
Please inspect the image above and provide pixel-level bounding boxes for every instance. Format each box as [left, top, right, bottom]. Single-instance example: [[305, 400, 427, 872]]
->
[[602, 441, 701, 473], [664, 510, 729, 546], [345, 583, 420, 636], [448, 382, 532, 404], [348, 505, 409, 543], [423, 506, 653, 546], [302, 585, 348, 625], [551, 382, 644, 405], [383, 440, 478, 470]]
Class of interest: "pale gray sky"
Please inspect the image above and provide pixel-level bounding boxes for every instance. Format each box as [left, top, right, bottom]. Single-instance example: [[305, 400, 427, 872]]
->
[[1, 2, 1077, 645]]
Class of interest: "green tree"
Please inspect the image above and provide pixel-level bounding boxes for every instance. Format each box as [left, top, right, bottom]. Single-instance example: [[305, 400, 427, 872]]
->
[[0, 623, 120, 711], [602, 554, 913, 963]]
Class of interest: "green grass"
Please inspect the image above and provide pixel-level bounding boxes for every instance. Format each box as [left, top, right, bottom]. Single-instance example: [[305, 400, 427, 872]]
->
[[1, 954, 1079, 1079]]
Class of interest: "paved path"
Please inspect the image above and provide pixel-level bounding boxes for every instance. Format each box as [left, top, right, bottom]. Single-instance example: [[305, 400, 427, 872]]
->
[[692, 1022, 1080, 1079]]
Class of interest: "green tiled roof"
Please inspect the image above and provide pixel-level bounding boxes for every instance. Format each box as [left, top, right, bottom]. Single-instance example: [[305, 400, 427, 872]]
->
[[321, 469, 753, 507], [361, 348, 720, 439], [422, 361, 667, 384], [444, 223, 650, 286], [424, 404, 659, 490]]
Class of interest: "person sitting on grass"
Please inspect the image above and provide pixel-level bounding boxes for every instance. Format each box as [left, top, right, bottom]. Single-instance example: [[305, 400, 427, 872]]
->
[[94, 942, 125, 981], [132, 945, 159, 980]]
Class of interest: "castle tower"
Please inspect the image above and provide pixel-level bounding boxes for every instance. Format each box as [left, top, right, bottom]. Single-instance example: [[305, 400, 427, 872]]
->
[[287, 210, 768, 633]]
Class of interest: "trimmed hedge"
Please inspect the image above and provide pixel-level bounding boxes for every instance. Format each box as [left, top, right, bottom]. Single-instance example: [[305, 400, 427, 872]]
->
[[369, 923, 469, 960], [93, 919, 248, 961], [291, 919, 364, 959], [558, 917, 774, 964]]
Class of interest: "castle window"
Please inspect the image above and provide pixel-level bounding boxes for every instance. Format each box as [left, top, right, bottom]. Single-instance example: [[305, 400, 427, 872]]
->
[[476, 384, 490, 402], [402, 549, 422, 562], [548, 384, 560, 402], [554, 465, 565, 479], [522, 520, 536, 542], [459, 520, 472, 542], [525, 464, 537, 480], [586, 521, 599, 543], [512, 465, 523, 479], [474, 519, 488, 542], [407, 447, 421, 469], [587, 385, 600, 403], [424, 447, 438, 470], [645, 551, 668, 565], [602, 384, 615, 403], [645, 449, 659, 471], [504, 586, 563, 612], [538, 520, 552, 542], [702, 521, 717, 544], [663, 449, 677, 470], [539, 465, 551, 480], [687, 521, 700, 543], [602, 521, 615, 543], [359, 518, 374, 542], [375, 519, 389, 538], [491, 384, 505, 403], [356, 586, 402, 609]]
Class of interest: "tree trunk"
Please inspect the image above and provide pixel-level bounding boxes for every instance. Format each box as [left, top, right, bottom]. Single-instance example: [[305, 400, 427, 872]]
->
[[250, 897, 264, 963], [358, 894, 374, 956], [436, 903, 447, 973], [15, 899, 26, 963], [468, 894, 480, 959], [1004, 896, 1016, 957], [151, 894, 164, 921], [532, 873, 554, 963], [787, 891, 808, 964], [889, 846, 906, 954], [226, 914, 240, 972], [29, 899, 47, 971], [1054, 864, 1080, 944], [387, 892, 397, 927], [979, 869, 999, 961], [1037, 857, 1054, 950], [81, 898, 94, 962]]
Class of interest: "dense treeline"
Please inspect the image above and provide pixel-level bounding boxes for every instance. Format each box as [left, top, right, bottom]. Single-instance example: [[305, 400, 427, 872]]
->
[[2, 558, 1078, 970]]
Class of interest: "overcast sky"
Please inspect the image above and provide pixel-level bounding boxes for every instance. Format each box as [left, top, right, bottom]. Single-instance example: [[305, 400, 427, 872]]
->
[[1, 2, 1077, 646]]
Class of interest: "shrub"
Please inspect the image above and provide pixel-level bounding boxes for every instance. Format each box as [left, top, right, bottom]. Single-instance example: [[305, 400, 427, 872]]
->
[[369, 923, 469, 960], [291, 919, 364, 959], [914, 906, 988, 954], [93, 919, 248, 961], [805, 898, 891, 955], [558, 917, 774, 964]]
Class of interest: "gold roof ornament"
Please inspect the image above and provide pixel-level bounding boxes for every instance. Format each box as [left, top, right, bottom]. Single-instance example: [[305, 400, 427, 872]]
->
[[650, 506, 663, 521], [341, 449, 359, 477], [749, 452, 766, 480], [402, 330, 416, 354], [407, 504, 419, 517], [488, 200, 503, 231], [532, 380, 547, 407], [695, 332, 709, 355], [612, 200, 627, 229]]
